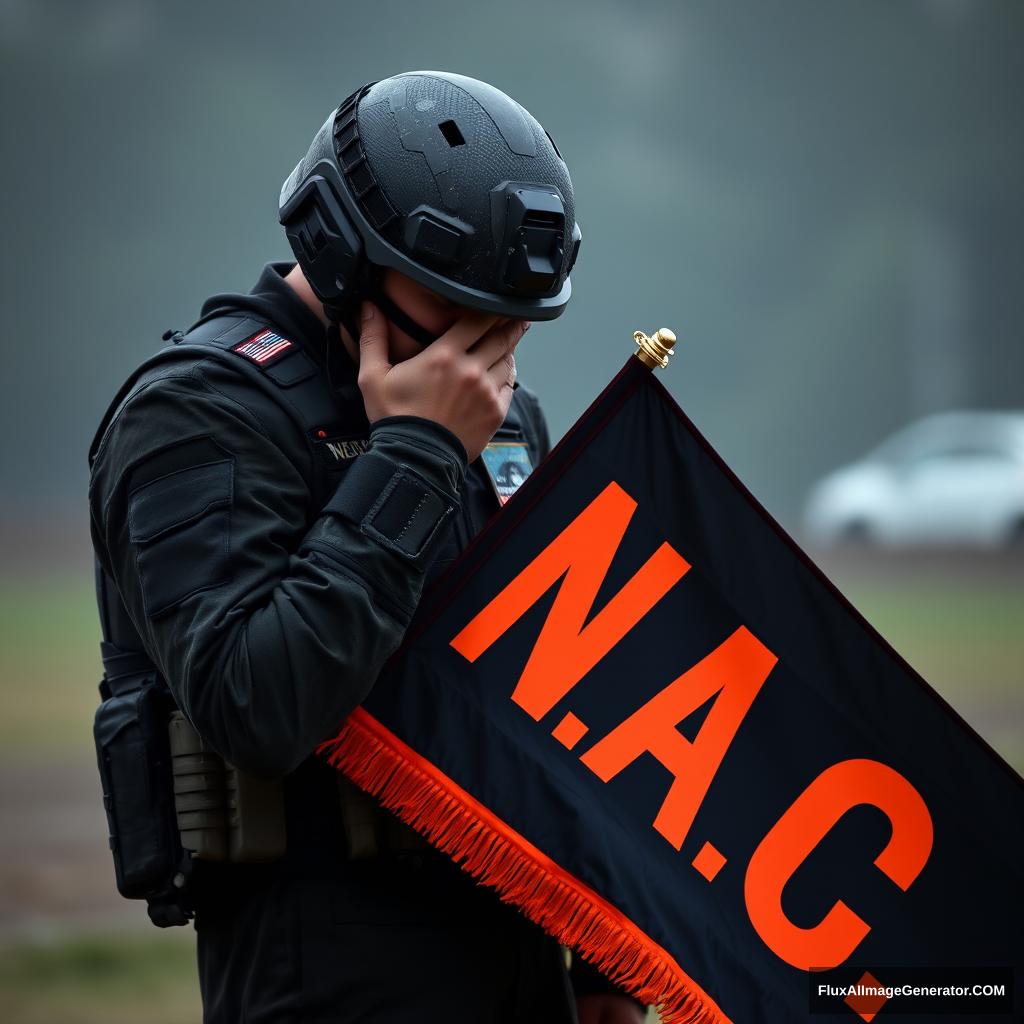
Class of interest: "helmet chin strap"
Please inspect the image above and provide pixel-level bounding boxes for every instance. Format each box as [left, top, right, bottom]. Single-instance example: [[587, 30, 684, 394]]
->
[[323, 273, 441, 368], [363, 281, 441, 348]]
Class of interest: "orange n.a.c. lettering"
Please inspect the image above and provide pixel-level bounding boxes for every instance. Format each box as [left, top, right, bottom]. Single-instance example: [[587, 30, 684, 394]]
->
[[744, 758, 933, 970], [450, 482, 690, 720], [580, 627, 777, 849]]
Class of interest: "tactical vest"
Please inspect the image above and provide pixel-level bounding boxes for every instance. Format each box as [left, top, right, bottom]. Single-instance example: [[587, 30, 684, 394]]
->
[[90, 313, 546, 926]]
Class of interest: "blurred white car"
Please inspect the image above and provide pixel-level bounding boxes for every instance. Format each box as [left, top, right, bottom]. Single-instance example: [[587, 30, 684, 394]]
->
[[803, 411, 1024, 548]]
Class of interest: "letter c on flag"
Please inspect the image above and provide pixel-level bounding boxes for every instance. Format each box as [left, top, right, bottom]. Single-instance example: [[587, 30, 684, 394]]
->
[[744, 759, 933, 970]]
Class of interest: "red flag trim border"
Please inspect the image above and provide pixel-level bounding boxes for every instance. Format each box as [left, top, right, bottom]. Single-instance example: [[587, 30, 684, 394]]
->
[[319, 705, 731, 1024]]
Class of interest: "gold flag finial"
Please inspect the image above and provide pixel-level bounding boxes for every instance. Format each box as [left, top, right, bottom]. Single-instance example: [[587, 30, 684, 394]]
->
[[633, 328, 676, 370]]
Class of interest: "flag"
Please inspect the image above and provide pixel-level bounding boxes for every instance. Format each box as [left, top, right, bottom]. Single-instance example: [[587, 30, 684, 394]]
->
[[320, 352, 1023, 1023]]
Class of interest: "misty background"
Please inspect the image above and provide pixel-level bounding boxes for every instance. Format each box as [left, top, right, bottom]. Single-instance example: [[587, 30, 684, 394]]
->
[[2, 0, 1022, 527], [1, 5, 1023, 1017]]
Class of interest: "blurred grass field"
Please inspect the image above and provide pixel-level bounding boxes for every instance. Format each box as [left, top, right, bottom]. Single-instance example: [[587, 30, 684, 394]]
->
[[0, 930, 201, 1024], [0, 576, 101, 758], [0, 564, 1020, 1021], [2, 568, 1020, 766], [836, 571, 1024, 772]]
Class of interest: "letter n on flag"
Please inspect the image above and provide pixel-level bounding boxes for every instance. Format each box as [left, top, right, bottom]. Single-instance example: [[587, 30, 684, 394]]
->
[[320, 355, 1024, 1023]]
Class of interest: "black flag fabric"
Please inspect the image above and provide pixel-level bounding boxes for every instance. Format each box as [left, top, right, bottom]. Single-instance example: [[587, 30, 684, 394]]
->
[[321, 355, 1023, 1023]]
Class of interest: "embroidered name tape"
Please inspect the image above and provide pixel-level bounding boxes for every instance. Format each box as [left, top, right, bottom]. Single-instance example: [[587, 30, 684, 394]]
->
[[312, 431, 368, 464], [233, 329, 294, 365]]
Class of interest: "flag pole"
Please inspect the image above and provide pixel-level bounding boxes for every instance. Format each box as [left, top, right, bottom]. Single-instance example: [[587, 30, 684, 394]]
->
[[633, 328, 676, 370]]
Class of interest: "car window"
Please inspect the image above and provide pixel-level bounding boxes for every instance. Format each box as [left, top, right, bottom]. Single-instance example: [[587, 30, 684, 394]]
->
[[905, 444, 1016, 467], [871, 416, 1024, 467]]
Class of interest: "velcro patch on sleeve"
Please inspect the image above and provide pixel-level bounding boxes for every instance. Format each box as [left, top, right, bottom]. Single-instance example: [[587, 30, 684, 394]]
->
[[323, 452, 459, 570], [232, 329, 294, 365], [127, 458, 234, 617]]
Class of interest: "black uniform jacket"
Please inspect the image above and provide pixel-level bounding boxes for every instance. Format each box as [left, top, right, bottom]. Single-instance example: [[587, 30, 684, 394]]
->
[[89, 264, 581, 1023]]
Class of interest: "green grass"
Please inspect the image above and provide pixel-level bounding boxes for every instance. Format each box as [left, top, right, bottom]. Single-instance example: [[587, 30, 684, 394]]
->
[[0, 931, 201, 1024], [0, 575, 101, 756], [0, 570, 1018, 1020], [836, 576, 1024, 772], [840, 580, 1024, 698], [0, 569, 1020, 766]]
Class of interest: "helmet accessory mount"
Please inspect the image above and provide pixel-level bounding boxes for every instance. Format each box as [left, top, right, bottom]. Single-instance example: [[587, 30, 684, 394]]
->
[[493, 183, 566, 295]]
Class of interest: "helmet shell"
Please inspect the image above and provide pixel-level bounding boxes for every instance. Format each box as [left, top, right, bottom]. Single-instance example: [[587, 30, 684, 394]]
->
[[280, 71, 580, 322]]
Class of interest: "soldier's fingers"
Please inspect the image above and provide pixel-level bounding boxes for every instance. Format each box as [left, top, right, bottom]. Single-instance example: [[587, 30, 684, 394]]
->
[[431, 309, 501, 355], [472, 319, 530, 372], [357, 303, 391, 379], [502, 351, 518, 391], [484, 340, 519, 394]]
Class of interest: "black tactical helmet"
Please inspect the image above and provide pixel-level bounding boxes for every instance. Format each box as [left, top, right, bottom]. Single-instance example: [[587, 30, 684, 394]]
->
[[279, 71, 581, 341]]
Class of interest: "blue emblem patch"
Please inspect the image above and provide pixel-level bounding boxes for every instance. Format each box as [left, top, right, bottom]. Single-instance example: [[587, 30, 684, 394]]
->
[[480, 443, 533, 505]]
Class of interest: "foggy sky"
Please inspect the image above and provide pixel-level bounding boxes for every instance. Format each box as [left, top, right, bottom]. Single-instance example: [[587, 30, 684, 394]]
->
[[1, 0, 1021, 524]]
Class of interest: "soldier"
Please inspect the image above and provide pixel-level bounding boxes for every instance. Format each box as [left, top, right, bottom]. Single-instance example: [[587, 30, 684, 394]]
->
[[90, 71, 644, 1023]]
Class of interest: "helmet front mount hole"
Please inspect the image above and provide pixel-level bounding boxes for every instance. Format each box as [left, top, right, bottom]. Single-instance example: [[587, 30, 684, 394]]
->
[[438, 120, 466, 148]]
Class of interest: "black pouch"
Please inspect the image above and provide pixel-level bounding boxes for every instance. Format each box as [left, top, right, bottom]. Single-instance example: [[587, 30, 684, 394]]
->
[[94, 681, 182, 899]]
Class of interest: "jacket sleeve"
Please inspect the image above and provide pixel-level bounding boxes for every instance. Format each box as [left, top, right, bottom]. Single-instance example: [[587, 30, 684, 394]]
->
[[90, 359, 467, 778]]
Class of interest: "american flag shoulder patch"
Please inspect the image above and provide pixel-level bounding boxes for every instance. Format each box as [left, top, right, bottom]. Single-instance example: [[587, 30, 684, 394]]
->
[[232, 329, 294, 365]]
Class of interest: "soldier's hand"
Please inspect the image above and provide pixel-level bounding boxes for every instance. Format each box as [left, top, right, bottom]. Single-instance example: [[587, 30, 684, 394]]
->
[[357, 300, 528, 462]]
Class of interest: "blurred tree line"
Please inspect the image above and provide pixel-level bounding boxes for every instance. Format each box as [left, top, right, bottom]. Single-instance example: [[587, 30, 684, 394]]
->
[[1, 0, 1021, 524]]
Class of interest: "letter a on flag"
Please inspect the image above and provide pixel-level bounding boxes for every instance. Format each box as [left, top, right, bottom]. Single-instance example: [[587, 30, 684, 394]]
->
[[320, 348, 1023, 1023]]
